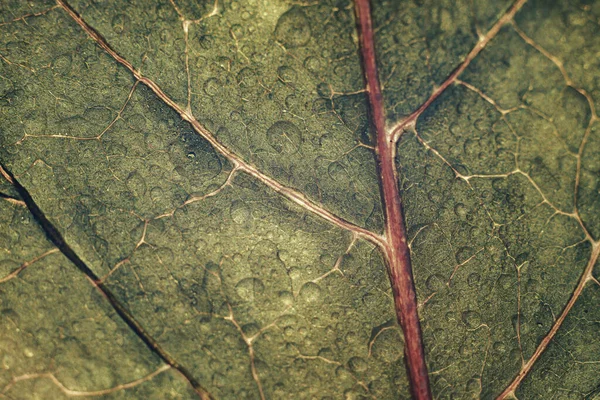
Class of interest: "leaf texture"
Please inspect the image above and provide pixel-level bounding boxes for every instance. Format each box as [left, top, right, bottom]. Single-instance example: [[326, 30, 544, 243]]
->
[[0, 0, 598, 399]]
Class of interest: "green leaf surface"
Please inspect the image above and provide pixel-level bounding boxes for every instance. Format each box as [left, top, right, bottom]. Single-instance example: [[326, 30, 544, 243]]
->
[[0, 0, 598, 399]]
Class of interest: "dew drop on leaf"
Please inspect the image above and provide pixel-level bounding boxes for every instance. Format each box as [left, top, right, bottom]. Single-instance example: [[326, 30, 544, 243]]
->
[[203, 78, 220, 96], [230, 200, 250, 225], [277, 65, 297, 83], [275, 8, 311, 48], [150, 186, 164, 202], [455, 246, 474, 264], [327, 162, 346, 181], [237, 67, 258, 88], [348, 356, 367, 373], [278, 290, 294, 306], [454, 203, 468, 219], [493, 341, 506, 354], [425, 273, 446, 291], [461, 310, 481, 328], [111, 14, 130, 34], [303, 56, 321, 74], [266, 120, 301, 154], [235, 277, 264, 301], [371, 329, 403, 363], [467, 272, 481, 287], [52, 54, 72, 73], [299, 281, 322, 303], [230, 24, 243, 38]]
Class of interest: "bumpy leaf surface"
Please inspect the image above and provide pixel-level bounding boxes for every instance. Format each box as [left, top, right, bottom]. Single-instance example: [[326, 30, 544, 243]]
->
[[0, 0, 598, 399]]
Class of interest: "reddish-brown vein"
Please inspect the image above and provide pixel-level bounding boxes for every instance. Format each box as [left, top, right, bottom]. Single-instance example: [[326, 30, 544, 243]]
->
[[354, 0, 431, 399], [55, 0, 384, 251], [497, 242, 600, 399], [389, 0, 528, 141]]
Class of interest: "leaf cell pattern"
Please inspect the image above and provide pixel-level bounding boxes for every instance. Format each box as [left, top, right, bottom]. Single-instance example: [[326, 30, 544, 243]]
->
[[0, 0, 598, 399]]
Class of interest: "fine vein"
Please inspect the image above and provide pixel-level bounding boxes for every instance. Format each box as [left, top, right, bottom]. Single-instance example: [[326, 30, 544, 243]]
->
[[388, 0, 528, 141], [55, 0, 385, 250], [0, 163, 213, 400]]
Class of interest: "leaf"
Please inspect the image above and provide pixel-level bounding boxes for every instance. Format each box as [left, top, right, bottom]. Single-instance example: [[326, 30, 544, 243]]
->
[[0, 0, 598, 399]]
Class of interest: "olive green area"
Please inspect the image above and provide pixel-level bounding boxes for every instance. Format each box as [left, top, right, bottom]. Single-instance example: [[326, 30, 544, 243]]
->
[[580, 123, 600, 240], [514, 0, 600, 117], [104, 173, 407, 398], [398, 132, 590, 399], [0, 0, 55, 22], [371, 0, 513, 119], [0, 2, 404, 397], [466, 0, 600, 239], [516, 282, 600, 400], [395, 0, 598, 397], [69, 0, 384, 232], [0, 202, 197, 399], [1, 0, 599, 399], [0, 181, 18, 200]]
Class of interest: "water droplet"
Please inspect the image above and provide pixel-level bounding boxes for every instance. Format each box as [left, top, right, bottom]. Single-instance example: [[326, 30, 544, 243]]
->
[[230, 24, 243, 38], [427, 189, 441, 203], [230, 200, 250, 224], [465, 377, 480, 393], [461, 310, 481, 328], [235, 277, 264, 301], [278, 290, 294, 306], [212, 372, 225, 387], [304, 56, 321, 74], [266, 120, 301, 154], [317, 82, 331, 98], [454, 203, 468, 219], [284, 94, 299, 110], [150, 186, 164, 202], [466, 272, 480, 287], [299, 282, 322, 302], [400, 14, 413, 26], [277, 65, 297, 83], [493, 341, 506, 353], [455, 98, 468, 115], [445, 311, 456, 322], [275, 8, 311, 48], [348, 356, 367, 373], [52, 54, 72, 73], [194, 239, 207, 254], [312, 98, 329, 113], [283, 326, 294, 337], [203, 78, 220, 96], [455, 246, 474, 264], [1, 308, 20, 325], [371, 329, 403, 363], [242, 323, 260, 337], [237, 67, 257, 88], [197, 35, 214, 50], [327, 162, 346, 181], [497, 273, 513, 290], [111, 14, 130, 34], [425, 273, 446, 291]]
